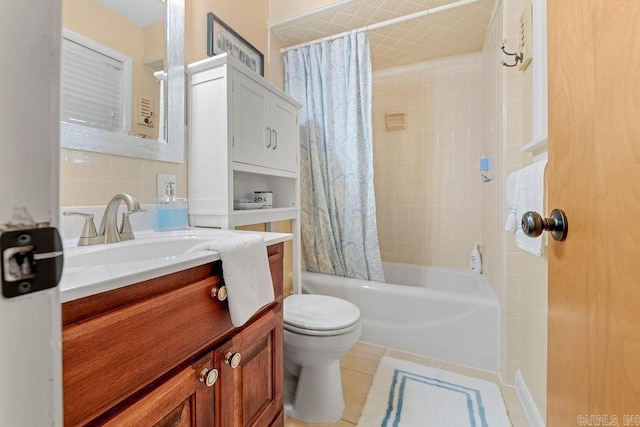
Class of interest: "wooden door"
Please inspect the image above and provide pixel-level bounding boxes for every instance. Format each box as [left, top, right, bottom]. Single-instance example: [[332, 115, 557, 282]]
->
[[547, 0, 640, 424], [103, 353, 216, 426], [215, 307, 284, 427]]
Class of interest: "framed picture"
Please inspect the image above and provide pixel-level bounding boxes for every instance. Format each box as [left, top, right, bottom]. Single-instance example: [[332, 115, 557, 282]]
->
[[207, 12, 264, 77]]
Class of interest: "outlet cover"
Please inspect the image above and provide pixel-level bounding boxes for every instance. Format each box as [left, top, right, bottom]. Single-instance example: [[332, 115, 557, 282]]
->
[[157, 173, 176, 198]]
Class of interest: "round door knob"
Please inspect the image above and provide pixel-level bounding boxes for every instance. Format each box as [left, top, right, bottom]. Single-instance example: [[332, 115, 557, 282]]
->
[[521, 209, 568, 241], [211, 285, 228, 301], [224, 352, 241, 368], [199, 368, 218, 387]]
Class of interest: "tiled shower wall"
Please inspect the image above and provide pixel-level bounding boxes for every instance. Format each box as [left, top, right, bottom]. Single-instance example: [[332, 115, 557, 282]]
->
[[372, 52, 482, 269]]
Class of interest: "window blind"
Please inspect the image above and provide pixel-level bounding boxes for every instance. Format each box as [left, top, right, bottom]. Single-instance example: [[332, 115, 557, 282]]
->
[[60, 37, 127, 133]]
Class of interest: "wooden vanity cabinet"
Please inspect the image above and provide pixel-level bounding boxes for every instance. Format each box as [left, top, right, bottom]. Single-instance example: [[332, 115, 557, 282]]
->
[[215, 306, 283, 427], [62, 243, 285, 427], [103, 351, 215, 427]]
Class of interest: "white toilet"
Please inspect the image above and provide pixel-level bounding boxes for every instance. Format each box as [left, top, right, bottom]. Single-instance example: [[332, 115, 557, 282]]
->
[[283, 294, 362, 424]]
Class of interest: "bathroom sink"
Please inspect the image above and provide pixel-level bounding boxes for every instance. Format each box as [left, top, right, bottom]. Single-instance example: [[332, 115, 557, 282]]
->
[[59, 229, 291, 303], [64, 235, 224, 269]]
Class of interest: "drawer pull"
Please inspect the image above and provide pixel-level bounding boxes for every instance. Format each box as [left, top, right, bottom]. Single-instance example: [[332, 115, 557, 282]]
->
[[225, 352, 241, 369], [199, 368, 219, 387], [211, 285, 228, 301]]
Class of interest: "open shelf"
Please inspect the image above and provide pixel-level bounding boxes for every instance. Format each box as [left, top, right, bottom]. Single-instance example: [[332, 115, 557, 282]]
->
[[232, 207, 299, 227]]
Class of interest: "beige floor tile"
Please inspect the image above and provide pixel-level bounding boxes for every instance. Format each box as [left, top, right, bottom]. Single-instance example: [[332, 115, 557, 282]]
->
[[341, 368, 373, 424], [287, 345, 524, 426], [340, 341, 386, 375], [383, 348, 447, 369], [509, 413, 531, 427], [284, 416, 355, 427], [437, 361, 501, 383], [500, 385, 526, 417]]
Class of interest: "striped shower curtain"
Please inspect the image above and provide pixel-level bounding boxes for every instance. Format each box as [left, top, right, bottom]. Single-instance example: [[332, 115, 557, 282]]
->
[[284, 32, 384, 282]]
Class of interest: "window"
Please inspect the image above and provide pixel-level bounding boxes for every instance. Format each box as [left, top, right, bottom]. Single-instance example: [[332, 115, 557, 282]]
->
[[60, 29, 132, 134]]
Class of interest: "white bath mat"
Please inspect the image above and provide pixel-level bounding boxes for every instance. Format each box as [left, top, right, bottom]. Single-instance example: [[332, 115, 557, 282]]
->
[[357, 357, 511, 427]]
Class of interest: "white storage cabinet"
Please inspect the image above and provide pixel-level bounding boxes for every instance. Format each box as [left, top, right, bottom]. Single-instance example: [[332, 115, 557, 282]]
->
[[187, 53, 302, 291]]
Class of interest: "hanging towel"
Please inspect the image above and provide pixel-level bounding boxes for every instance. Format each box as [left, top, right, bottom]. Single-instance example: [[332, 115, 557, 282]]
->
[[187, 234, 275, 326], [505, 171, 519, 232], [505, 160, 547, 256]]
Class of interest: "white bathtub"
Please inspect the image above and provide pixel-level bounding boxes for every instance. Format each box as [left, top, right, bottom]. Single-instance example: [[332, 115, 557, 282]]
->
[[302, 262, 500, 372]]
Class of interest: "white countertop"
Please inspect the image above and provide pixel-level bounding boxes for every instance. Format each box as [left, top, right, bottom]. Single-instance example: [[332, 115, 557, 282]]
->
[[60, 228, 291, 303]]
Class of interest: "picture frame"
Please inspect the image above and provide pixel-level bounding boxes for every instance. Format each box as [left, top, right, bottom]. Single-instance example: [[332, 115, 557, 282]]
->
[[207, 12, 264, 77]]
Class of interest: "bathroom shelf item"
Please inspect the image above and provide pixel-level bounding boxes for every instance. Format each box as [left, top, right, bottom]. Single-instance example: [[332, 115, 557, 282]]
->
[[62, 243, 285, 426], [186, 53, 302, 292], [520, 135, 548, 161]]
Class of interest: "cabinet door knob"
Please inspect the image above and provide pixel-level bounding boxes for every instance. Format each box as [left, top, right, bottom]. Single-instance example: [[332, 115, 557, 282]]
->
[[272, 129, 278, 150], [211, 285, 228, 301], [199, 368, 219, 387], [266, 127, 272, 148], [224, 352, 241, 368]]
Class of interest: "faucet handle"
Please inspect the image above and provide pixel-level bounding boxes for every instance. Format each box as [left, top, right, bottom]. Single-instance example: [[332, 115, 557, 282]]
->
[[119, 209, 146, 241], [63, 211, 98, 246]]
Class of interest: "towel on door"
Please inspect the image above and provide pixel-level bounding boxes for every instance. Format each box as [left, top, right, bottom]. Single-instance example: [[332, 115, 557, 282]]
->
[[188, 234, 275, 326], [505, 160, 547, 256]]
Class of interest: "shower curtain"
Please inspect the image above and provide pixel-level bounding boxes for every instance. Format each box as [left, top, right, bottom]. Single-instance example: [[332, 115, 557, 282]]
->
[[284, 32, 384, 282]]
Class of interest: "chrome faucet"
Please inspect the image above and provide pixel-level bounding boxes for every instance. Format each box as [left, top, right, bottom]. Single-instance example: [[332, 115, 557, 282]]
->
[[64, 193, 144, 246], [98, 193, 144, 243]]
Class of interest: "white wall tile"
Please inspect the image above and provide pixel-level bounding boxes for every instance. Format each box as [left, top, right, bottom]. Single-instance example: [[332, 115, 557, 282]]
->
[[372, 52, 482, 269]]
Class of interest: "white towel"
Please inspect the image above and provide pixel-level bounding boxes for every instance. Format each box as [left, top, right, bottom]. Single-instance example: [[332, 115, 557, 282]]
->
[[505, 160, 547, 256], [187, 234, 275, 326], [505, 171, 519, 232]]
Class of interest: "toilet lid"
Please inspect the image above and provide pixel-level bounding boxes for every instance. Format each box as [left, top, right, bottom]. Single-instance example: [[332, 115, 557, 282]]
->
[[284, 294, 361, 332]]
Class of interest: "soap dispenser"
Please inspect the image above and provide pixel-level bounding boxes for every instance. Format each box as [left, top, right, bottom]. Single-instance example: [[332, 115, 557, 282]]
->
[[154, 182, 188, 231]]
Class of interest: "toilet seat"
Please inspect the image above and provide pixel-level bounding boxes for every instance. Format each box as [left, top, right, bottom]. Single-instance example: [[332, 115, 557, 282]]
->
[[284, 294, 361, 336]]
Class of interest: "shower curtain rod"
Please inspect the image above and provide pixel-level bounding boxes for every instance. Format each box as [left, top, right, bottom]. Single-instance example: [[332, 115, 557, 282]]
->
[[280, 0, 482, 54]]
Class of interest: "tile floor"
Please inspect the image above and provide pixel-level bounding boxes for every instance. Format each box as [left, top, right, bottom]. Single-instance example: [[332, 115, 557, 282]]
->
[[284, 341, 531, 427]]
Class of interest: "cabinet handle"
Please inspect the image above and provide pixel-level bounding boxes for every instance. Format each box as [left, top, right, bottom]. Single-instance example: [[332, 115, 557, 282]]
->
[[199, 368, 219, 387], [211, 285, 228, 301], [266, 127, 272, 148], [272, 129, 278, 150], [224, 352, 241, 368]]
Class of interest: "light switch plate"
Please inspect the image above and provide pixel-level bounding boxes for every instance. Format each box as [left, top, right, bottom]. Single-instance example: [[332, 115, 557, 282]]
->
[[157, 173, 176, 198]]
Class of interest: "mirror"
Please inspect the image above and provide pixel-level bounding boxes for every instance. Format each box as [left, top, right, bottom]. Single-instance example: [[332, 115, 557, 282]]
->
[[60, 0, 185, 163]]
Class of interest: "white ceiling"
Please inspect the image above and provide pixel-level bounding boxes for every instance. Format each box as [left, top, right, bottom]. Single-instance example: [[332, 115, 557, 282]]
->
[[271, 0, 496, 70], [96, 0, 165, 28]]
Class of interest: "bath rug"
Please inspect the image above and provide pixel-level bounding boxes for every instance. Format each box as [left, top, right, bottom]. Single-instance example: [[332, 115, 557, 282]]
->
[[357, 357, 511, 427]]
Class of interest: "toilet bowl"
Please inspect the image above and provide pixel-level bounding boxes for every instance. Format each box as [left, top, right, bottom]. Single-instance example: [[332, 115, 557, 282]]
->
[[283, 294, 362, 424]]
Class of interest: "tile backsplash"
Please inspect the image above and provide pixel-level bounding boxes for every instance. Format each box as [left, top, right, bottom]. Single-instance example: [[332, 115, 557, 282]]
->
[[59, 148, 188, 207]]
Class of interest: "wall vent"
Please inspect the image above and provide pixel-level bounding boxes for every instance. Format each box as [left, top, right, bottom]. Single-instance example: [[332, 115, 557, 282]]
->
[[138, 97, 154, 127]]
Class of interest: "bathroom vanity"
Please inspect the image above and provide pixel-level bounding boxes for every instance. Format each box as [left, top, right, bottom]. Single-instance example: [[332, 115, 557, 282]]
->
[[61, 241, 285, 426]]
